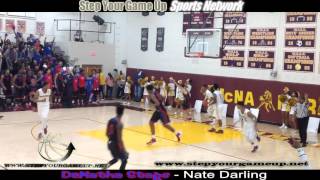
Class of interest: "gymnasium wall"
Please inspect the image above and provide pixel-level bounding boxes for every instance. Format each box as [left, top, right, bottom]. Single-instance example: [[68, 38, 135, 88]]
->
[[121, 12, 320, 85], [120, 12, 320, 123], [64, 41, 115, 74]]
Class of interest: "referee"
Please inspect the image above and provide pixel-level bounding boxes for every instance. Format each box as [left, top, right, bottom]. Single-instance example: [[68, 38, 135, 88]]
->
[[295, 94, 310, 147]]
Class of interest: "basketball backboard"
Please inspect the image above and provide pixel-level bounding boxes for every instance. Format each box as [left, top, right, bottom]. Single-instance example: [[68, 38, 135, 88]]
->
[[185, 28, 222, 58]]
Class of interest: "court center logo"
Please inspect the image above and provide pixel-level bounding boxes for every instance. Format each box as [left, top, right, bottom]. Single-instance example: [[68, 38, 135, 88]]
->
[[38, 134, 75, 162]]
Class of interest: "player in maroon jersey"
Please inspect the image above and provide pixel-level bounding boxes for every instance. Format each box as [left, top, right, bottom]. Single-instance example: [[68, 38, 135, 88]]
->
[[145, 84, 182, 145]]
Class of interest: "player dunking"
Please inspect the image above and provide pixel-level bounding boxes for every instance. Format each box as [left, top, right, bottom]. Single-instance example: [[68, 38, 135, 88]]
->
[[146, 85, 182, 145], [105, 104, 128, 170], [31, 82, 51, 140]]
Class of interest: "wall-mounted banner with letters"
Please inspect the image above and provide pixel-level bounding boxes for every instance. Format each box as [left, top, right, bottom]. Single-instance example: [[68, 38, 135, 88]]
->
[[248, 51, 274, 69], [284, 52, 314, 72], [250, 28, 276, 47], [223, 12, 246, 24], [156, 27, 165, 52], [221, 50, 245, 67], [223, 29, 246, 46], [285, 28, 316, 48], [141, 28, 148, 51], [286, 12, 317, 23]]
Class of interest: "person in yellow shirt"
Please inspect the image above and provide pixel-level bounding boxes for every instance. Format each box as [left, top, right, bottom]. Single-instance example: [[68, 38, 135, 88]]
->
[[99, 69, 106, 100]]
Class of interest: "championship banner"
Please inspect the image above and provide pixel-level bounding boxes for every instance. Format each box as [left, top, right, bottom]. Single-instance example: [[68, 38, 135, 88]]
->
[[285, 28, 316, 48], [250, 28, 276, 47], [5, 19, 15, 33], [182, 12, 214, 34], [156, 27, 165, 52], [248, 51, 274, 69], [223, 12, 246, 24], [223, 29, 246, 46], [286, 12, 317, 23], [221, 50, 245, 67], [17, 20, 26, 33], [284, 52, 314, 72], [0, 18, 2, 31], [141, 28, 148, 51], [35, 21, 45, 35]]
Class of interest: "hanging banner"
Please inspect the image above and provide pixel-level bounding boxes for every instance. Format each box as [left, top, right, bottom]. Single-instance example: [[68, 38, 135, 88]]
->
[[17, 20, 26, 33], [0, 19, 2, 32], [223, 12, 246, 24], [141, 28, 148, 51], [182, 12, 214, 34], [286, 12, 317, 23], [221, 50, 245, 67], [156, 27, 165, 52], [285, 28, 316, 48], [36, 22, 45, 35], [223, 28, 246, 46], [284, 52, 314, 72], [5, 19, 15, 33], [248, 51, 274, 69], [250, 28, 276, 47]]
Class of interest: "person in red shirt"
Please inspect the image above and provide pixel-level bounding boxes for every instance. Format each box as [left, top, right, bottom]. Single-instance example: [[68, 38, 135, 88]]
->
[[78, 70, 86, 106], [55, 61, 62, 74], [92, 70, 100, 104], [43, 69, 53, 89], [73, 75, 79, 106]]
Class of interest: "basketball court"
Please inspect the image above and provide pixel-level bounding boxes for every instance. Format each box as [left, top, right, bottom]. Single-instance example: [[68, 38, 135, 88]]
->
[[0, 101, 319, 169], [0, 12, 320, 171]]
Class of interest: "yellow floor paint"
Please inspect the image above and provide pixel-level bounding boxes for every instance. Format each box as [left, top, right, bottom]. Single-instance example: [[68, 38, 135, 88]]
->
[[79, 121, 243, 151]]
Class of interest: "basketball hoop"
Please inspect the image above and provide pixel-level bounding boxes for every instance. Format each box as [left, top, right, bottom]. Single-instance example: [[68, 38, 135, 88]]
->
[[197, 52, 204, 58]]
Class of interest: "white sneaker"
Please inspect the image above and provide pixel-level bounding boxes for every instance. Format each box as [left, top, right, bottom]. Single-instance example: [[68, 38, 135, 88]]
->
[[279, 124, 285, 129], [284, 125, 288, 129]]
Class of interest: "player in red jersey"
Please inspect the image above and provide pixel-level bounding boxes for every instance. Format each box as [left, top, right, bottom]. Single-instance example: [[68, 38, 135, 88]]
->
[[145, 84, 182, 145]]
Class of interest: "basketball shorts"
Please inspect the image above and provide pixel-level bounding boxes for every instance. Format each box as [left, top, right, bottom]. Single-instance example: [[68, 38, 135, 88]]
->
[[150, 108, 170, 124], [108, 141, 128, 160]]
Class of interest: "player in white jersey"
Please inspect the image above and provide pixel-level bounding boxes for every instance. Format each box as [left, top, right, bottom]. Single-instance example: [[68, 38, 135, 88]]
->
[[235, 102, 260, 153], [174, 80, 185, 117], [200, 85, 218, 125], [31, 82, 51, 140], [208, 84, 225, 133]]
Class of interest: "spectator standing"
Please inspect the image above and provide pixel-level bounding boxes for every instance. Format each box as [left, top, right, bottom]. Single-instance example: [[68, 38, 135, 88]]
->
[[62, 68, 74, 108], [112, 69, 119, 98], [117, 71, 125, 98], [134, 69, 144, 102], [106, 73, 114, 99], [98, 69, 106, 100]]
